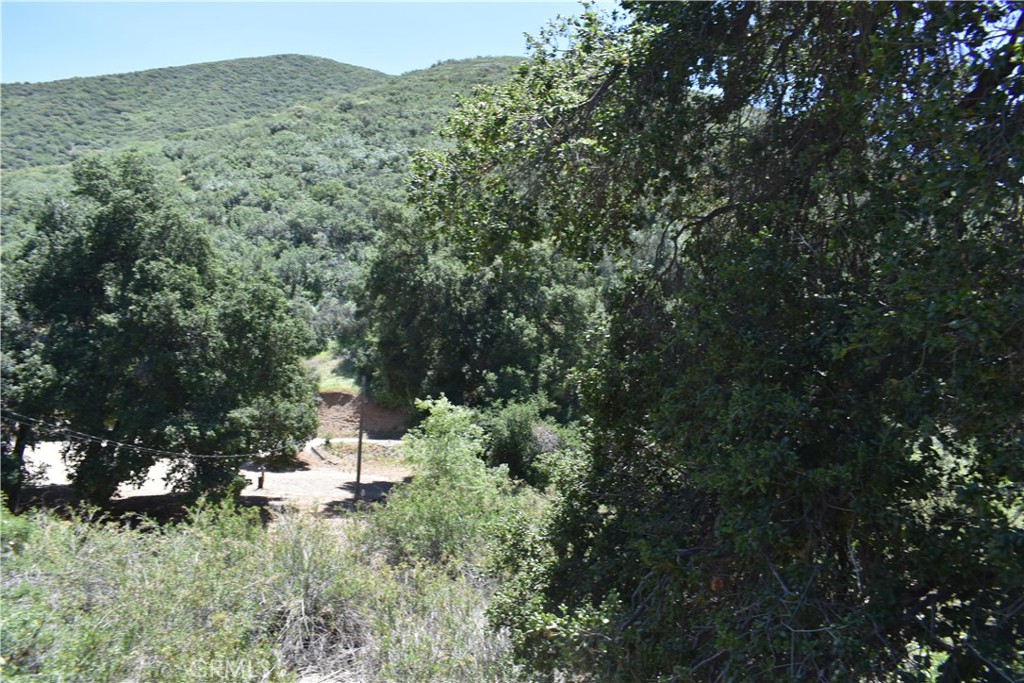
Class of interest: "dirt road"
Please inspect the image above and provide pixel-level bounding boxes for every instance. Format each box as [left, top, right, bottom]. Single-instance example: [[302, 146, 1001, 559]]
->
[[22, 438, 411, 514]]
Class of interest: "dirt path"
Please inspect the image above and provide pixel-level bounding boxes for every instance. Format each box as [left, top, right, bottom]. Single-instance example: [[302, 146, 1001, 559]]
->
[[19, 392, 412, 516], [23, 437, 411, 515], [238, 440, 411, 513]]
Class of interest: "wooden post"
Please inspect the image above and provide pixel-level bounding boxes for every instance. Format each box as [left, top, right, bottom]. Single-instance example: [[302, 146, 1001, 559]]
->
[[355, 377, 365, 503]]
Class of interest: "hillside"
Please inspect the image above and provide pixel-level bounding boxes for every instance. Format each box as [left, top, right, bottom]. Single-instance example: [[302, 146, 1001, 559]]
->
[[1, 56, 523, 345], [1, 54, 389, 170], [3, 8, 1023, 683], [166, 57, 523, 251]]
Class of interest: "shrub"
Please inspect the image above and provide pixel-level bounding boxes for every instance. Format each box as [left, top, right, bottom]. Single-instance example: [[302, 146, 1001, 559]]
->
[[266, 509, 371, 680], [367, 396, 515, 567], [1, 501, 283, 682], [479, 396, 588, 491], [1, 500, 526, 682], [481, 397, 551, 488], [368, 561, 522, 682]]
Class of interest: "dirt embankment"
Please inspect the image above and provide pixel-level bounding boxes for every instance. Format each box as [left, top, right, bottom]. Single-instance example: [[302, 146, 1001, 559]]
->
[[317, 391, 409, 439]]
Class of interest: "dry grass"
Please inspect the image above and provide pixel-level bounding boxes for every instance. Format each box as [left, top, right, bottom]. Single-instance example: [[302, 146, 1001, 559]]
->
[[304, 347, 359, 394], [1, 501, 525, 683]]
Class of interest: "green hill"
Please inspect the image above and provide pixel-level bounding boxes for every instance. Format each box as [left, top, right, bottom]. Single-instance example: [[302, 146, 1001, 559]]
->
[[165, 57, 523, 247], [1, 55, 389, 170], [1, 55, 522, 345]]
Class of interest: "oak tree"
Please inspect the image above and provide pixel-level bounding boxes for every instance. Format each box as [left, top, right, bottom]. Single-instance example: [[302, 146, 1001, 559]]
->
[[419, 3, 1023, 679], [3, 153, 317, 503]]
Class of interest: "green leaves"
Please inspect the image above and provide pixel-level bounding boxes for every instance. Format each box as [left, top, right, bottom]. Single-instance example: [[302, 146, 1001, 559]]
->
[[368, 397, 513, 567], [359, 213, 602, 410], [415, 2, 1024, 680], [4, 153, 317, 501]]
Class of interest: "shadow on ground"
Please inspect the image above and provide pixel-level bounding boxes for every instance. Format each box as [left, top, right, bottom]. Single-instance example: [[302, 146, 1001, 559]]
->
[[320, 476, 412, 516], [240, 457, 310, 473], [13, 484, 287, 527]]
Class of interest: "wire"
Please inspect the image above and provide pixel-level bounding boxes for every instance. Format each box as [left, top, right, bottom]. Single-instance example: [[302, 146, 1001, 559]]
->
[[1, 409, 270, 461]]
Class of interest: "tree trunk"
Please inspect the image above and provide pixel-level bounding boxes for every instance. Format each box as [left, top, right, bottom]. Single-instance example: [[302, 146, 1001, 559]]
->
[[2, 423, 31, 510]]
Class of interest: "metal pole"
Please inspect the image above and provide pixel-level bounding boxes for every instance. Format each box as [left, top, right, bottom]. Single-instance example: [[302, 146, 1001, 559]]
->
[[355, 377, 365, 503]]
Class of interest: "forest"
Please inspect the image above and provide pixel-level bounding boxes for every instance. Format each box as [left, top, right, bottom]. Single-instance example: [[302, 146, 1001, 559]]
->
[[2, 2, 1022, 682]]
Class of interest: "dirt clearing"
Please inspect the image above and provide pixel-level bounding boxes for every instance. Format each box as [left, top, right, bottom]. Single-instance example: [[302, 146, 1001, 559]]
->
[[19, 392, 412, 516]]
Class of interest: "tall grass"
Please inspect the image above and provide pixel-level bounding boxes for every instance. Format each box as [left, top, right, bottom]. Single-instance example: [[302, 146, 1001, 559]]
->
[[0, 501, 524, 682], [2, 502, 283, 682]]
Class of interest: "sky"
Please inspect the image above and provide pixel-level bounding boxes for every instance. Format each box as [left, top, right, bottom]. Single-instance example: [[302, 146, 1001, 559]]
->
[[1, 1, 596, 84]]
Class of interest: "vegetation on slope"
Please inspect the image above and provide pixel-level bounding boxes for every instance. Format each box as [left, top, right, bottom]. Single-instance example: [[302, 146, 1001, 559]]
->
[[1, 54, 388, 170], [4, 3, 1021, 681], [1, 502, 525, 683], [1, 57, 525, 350]]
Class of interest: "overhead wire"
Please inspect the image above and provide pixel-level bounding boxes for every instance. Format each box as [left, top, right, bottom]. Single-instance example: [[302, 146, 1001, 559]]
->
[[0, 409, 269, 461]]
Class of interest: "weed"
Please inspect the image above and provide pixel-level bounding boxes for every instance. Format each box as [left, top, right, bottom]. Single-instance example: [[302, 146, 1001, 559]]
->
[[1, 499, 529, 682]]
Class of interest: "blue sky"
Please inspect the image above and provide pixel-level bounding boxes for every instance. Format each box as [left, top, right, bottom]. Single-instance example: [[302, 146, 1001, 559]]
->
[[2, 2, 596, 84]]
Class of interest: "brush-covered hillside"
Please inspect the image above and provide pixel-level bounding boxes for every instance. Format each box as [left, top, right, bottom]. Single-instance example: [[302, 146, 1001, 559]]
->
[[1, 54, 390, 170], [1, 55, 523, 345]]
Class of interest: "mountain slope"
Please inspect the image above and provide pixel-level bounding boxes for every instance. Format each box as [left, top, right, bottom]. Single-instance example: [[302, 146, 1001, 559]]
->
[[167, 56, 524, 243], [160, 57, 523, 314], [1, 57, 523, 345], [1, 55, 389, 170]]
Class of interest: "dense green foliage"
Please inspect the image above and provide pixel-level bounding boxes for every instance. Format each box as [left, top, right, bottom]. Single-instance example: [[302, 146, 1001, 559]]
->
[[478, 396, 582, 489], [367, 397, 517, 566], [4, 6, 1022, 681], [0, 499, 523, 682], [167, 57, 523, 346], [359, 209, 602, 409], [413, 3, 1024, 680], [2, 57, 523, 351], [2, 153, 317, 502], [1, 55, 387, 170]]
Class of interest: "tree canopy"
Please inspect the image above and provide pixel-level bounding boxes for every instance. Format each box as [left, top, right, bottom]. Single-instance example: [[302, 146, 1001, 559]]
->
[[358, 208, 602, 411], [415, 2, 1024, 680], [2, 153, 317, 503]]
